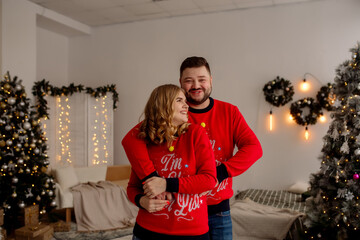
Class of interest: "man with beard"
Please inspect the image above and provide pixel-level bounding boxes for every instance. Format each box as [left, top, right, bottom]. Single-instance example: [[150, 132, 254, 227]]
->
[[122, 56, 263, 240]]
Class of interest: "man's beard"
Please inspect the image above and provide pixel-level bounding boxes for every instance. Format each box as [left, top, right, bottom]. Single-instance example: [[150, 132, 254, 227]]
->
[[185, 88, 212, 106]]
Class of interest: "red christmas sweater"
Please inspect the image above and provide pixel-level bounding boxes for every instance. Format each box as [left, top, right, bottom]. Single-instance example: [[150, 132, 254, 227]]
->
[[126, 124, 216, 238], [122, 98, 262, 212]]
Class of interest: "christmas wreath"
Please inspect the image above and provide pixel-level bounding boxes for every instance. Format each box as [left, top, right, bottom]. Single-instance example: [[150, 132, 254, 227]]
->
[[290, 97, 322, 126], [32, 80, 119, 119], [316, 83, 335, 111], [263, 76, 294, 107]]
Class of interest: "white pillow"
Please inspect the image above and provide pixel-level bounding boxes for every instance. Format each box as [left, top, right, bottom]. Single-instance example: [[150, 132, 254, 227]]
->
[[287, 181, 310, 194], [75, 165, 107, 183], [55, 166, 80, 192]]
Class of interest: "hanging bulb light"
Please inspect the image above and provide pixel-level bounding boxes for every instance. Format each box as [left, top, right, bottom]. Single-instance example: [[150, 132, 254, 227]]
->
[[319, 113, 326, 123], [269, 110, 273, 131], [305, 126, 309, 140], [301, 78, 309, 91]]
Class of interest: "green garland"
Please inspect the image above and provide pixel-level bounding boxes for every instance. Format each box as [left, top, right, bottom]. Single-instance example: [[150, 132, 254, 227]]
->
[[316, 83, 335, 111], [263, 76, 294, 107], [32, 79, 119, 119], [290, 97, 322, 126]]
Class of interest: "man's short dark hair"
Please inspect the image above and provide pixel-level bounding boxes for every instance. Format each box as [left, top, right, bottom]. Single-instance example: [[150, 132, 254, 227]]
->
[[180, 56, 211, 78]]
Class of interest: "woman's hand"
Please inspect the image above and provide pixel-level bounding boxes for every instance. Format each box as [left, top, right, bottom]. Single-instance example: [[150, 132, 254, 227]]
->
[[139, 195, 169, 213], [155, 191, 174, 201], [143, 177, 167, 198]]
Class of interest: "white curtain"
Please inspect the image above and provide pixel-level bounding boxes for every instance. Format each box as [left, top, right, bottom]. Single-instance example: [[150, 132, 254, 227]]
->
[[43, 92, 113, 168]]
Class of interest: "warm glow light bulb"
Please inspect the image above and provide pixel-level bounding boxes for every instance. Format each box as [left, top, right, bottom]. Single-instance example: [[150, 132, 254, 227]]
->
[[320, 114, 326, 122], [269, 111, 273, 131], [301, 79, 309, 91], [305, 127, 309, 140]]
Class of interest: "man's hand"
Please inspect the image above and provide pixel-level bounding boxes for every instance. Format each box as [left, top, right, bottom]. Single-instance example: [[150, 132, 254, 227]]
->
[[199, 179, 219, 197], [143, 177, 166, 198], [139, 195, 169, 213]]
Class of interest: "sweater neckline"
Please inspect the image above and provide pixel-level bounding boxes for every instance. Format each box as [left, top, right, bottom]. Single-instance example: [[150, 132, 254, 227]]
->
[[189, 97, 214, 114]]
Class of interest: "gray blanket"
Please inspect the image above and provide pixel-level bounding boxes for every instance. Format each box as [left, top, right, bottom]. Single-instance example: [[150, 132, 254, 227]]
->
[[72, 181, 138, 232], [231, 198, 304, 240]]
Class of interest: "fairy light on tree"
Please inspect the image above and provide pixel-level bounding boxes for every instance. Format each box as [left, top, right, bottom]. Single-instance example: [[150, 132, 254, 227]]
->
[[304, 43, 360, 239], [0, 72, 56, 231]]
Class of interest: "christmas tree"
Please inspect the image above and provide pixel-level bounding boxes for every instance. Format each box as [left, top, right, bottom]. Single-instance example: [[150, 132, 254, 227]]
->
[[304, 43, 360, 239], [0, 72, 56, 230]]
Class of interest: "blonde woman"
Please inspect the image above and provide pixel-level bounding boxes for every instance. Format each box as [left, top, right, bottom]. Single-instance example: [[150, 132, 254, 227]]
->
[[125, 84, 216, 240]]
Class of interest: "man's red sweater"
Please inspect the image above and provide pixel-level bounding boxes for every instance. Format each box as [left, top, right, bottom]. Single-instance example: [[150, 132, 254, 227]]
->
[[123, 98, 262, 214], [126, 124, 216, 238]]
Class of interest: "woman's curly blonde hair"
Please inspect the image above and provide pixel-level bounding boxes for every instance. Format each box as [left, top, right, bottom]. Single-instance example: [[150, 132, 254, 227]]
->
[[138, 84, 189, 146]]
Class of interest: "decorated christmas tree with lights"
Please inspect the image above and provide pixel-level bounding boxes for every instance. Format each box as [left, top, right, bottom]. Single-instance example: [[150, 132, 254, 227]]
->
[[0, 72, 56, 230], [304, 43, 360, 239]]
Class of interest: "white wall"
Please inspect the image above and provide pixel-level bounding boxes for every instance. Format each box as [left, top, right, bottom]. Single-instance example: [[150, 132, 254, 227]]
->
[[68, 0, 360, 192], [1, 0, 38, 95], [37, 27, 69, 85], [2, 0, 360, 192]]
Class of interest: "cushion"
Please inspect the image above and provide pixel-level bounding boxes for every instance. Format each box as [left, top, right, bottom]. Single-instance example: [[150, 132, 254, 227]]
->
[[54, 166, 80, 192], [75, 165, 107, 183], [287, 181, 309, 194]]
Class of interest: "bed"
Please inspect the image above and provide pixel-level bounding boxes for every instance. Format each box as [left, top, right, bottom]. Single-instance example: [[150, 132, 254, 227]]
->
[[232, 189, 307, 240]]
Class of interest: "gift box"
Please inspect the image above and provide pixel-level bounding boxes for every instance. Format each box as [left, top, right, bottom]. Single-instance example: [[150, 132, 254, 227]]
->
[[24, 205, 39, 226], [50, 220, 71, 232], [15, 224, 53, 240], [0, 208, 3, 226]]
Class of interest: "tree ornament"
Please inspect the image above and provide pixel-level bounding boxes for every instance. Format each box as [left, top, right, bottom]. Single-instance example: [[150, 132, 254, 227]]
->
[[6, 139, 13, 146], [23, 122, 31, 130], [7, 97, 16, 105], [18, 202, 25, 208], [36, 195, 41, 201], [353, 173, 359, 180], [5, 125, 12, 131], [0, 102, 6, 109], [12, 177, 18, 184], [3, 83, 11, 90], [15, 84, 22, 91], [0, 140, 5, 147], [12, 192, 17, 198]]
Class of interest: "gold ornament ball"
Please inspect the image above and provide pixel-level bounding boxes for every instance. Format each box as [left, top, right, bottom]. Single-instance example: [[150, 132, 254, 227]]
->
[[30, 143, 36, 148], [0, 102, 6, 109], [4, 83, 11, 90], [0, 140, 5, 147], [13, 133, 19, 139], [24, 143, 29, 148], [32, 120, 38, 126], [41, 166, 47, 173]]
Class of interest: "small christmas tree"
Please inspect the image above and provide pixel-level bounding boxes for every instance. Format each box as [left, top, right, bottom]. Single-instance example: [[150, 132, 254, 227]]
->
[[304, 43, 360, 239], [0, 72, 56, 230]]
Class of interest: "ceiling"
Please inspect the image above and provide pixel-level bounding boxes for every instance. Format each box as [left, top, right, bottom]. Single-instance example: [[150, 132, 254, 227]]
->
[[28, 0, 321, 27]]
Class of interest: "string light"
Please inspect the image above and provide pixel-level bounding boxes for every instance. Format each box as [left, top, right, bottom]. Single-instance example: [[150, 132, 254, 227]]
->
[[269, 110, 273, 131], [305, 126, 309, 140], [57, 97, 72, 165], [91, 95, 110, 165]]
